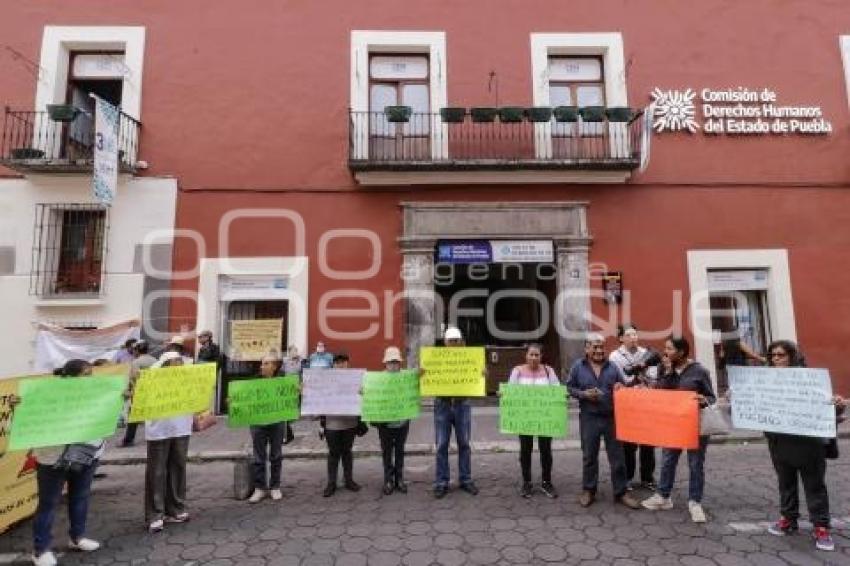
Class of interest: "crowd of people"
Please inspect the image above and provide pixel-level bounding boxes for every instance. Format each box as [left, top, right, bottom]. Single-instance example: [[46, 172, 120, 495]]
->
[[8, 325, 847, 565]]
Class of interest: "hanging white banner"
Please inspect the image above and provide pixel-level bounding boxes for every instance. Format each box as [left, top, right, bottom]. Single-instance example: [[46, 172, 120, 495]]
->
[[33, 319, 140, 374], [92, 95, 120, 206]]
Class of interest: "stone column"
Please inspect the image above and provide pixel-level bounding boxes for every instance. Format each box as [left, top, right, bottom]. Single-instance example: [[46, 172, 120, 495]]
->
[[399, 238, 437, 369], [555, 238, 592, 373]]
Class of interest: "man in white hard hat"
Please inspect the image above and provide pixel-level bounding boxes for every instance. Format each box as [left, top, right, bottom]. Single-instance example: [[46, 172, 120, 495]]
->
[[432, 327, 478, 498]]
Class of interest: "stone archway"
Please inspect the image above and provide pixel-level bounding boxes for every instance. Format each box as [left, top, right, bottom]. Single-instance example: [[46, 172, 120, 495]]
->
[[399, 201, 592, 373]]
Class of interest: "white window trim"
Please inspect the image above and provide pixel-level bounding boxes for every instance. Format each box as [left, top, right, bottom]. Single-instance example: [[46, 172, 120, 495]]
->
[[839, 36, 850, 110], [687, 249, 797, 389], [530, 33, 628, 165], [350, 30, 447, 160], [36, 26, 145, 120]]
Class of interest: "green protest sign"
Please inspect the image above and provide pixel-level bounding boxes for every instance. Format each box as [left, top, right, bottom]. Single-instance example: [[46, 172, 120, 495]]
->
[[361, 370, 421, 422], [227, 375, 300, 427], [9, 375, 126, 450], [499, 383, 568, 438]]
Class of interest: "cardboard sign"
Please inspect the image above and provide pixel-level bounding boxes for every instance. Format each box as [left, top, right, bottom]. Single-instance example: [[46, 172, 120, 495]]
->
[[728, 366, 836, 438], [228, 375, 300, 427], [361, 371, 421, 422], [300, 368, 364, 416], [128, 363, 217, 422], [230, 319, 283, 361], [499, 383, 568, 438], [9, 376, 126, 450], [420, 347, 485, 397], [0, 378, 38, 533], [614, 388, 699, 449]]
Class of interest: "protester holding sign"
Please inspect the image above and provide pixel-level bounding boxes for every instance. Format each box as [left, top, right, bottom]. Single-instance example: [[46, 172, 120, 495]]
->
[[376, 346, 411, 495], [642, 336, 715, 523], [322, 353, 363, 497], [508, 343, 561, 499], [762, 340, 845, 552], [567, 334, 640, 510]]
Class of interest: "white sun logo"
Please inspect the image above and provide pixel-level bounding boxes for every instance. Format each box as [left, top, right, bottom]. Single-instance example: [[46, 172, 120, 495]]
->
[[651, 88, 699, 133]]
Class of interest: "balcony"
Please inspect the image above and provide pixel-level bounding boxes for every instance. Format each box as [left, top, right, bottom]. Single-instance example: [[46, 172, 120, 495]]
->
[[0, 107, 141, 174], [348, 107, 647, 185]]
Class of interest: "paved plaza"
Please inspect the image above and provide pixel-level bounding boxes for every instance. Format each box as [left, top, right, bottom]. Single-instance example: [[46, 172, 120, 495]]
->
[[2, 440, 849, 565]]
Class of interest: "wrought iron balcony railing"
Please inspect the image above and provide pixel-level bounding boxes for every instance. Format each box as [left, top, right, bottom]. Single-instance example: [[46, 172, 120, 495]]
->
[[1, 107, 141, 173]]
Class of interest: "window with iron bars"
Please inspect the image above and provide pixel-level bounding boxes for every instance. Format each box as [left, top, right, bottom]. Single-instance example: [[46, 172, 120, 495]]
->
[[30, 203, 109, 297]]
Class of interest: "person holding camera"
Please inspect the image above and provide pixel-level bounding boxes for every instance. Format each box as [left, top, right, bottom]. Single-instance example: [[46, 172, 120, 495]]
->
[[608, 324, 660, 490]]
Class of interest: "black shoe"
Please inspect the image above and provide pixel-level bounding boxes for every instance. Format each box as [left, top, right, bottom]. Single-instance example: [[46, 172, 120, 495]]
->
[[540, 481, 558, 499], [382, 481, 395, 495], [322, 484, 336, 497], [642, 480, 657, 491], [344, 480, 361, 492], [521, 482, 533, 498], [460, 482, 479, 496], [395, 480, 408, 494], [433, 485, 449, 499]]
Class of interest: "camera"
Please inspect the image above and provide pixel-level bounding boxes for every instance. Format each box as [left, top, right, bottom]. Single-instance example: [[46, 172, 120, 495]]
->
[[623, 351, 662, 376]]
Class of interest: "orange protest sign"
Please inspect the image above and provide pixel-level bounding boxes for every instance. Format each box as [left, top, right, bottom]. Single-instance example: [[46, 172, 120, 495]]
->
[[614, 388, 699, 450]]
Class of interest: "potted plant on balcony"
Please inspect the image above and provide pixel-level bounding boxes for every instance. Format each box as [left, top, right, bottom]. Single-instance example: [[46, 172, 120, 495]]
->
[[46, 104, 81, 122], [384, 105, 412, 123], [10, 148, 45, 160], [470, 107, 498, 123], [525, 107, 553, 122], [440, 107, 466, 123], [553, 106, 579, 122], [605, 107, 634, 122], [498, 106, 525, 123], [579, 106, 606, 122]]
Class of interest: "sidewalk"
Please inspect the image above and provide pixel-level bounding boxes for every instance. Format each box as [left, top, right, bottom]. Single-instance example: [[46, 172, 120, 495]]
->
[[102, 402, 850, 465]]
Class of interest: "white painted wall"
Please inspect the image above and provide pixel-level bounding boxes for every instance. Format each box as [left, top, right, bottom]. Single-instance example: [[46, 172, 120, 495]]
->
[[0, 175, 177, 378]]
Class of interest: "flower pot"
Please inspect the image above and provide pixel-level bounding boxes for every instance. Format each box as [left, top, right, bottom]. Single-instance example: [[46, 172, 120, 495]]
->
[[10, 148, 45, 159], [605, 107, 634, 122], [384, 105, 412, 123], [47, 104, 81, 122], [579, 106, 606, 123], [498, 106, 525, 123], [470, 107, 498, 123], [440, 107, 466, 123], [553, 106, 579, 122], [525, 107, 553, 122]]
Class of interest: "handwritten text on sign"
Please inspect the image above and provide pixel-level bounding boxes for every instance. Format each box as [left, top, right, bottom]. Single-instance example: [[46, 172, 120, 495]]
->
[[361, 371, 421, 422], [499, 384, 567, 438], [129, 363, 217, 422], [728, 366, 836, 438], [10, 376, 126, 450], [228, 375, 300, 427], [420, 347, 485, 397], [301, 369, 364, 416]]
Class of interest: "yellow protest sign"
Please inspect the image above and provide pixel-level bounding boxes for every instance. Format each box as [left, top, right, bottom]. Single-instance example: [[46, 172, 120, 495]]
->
[[92, 363, 129, 376], [230, 319, 283, 361], [0, 378, 38, 533], [420, 347, 485, 397], [128, 363, 217, 422]]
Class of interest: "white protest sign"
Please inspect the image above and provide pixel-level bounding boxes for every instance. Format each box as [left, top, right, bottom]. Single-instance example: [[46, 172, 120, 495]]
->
[[728, 366, 836, 438], [300, 368, 364, 416]]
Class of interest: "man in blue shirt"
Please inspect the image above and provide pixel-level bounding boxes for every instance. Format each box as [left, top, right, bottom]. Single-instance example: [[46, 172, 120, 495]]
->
[[567, 333, 640, 510], [308, 341, 334, 368]]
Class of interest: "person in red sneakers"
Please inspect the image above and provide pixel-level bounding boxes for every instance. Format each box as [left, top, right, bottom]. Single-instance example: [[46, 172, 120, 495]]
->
[[764, 340, 845, 552]]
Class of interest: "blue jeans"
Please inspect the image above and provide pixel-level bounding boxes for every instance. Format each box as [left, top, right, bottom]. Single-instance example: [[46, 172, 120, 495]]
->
[[434, 399, 472, 487], [658, 436, 709, 503], [33, 462, 96, 555]]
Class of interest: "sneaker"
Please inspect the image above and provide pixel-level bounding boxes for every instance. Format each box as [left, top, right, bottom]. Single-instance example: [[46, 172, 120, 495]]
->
[[767, 517, 798, 536], [344, 480, 361, 492], [617, 493, 642, 510], [520, 482, 533, 498], [164, 512, 189, 523], [540, 481, 559, 499], [642, 480, 657, 491], [395, 480, 408, 494], [270, 488, 283, 501], [460, 482, 479, 496], [814, 527, 835, 552], [31, 551, 57, 566], [688, 501, 707, 523], [433, 485, 449, 499], [579, 490, 595, 508], [382, 481, 395, 495], [68, 537, 100, 552], [248, 489, 266, 503], [322, 484, 336, 497], [641, 493, 673, 511], [147, 519, 164, 533]]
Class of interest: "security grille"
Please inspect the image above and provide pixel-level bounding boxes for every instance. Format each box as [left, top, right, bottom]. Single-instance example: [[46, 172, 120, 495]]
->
[[30, 203, 109, 297]]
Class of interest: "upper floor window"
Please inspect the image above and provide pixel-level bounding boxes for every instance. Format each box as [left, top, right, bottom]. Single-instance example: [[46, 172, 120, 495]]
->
[[548, 56, 605, 137], [369, 54, 430, 137]]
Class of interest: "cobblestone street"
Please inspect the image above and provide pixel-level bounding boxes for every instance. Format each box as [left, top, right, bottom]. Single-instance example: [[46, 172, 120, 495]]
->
[[2, 441, 849, 565]]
